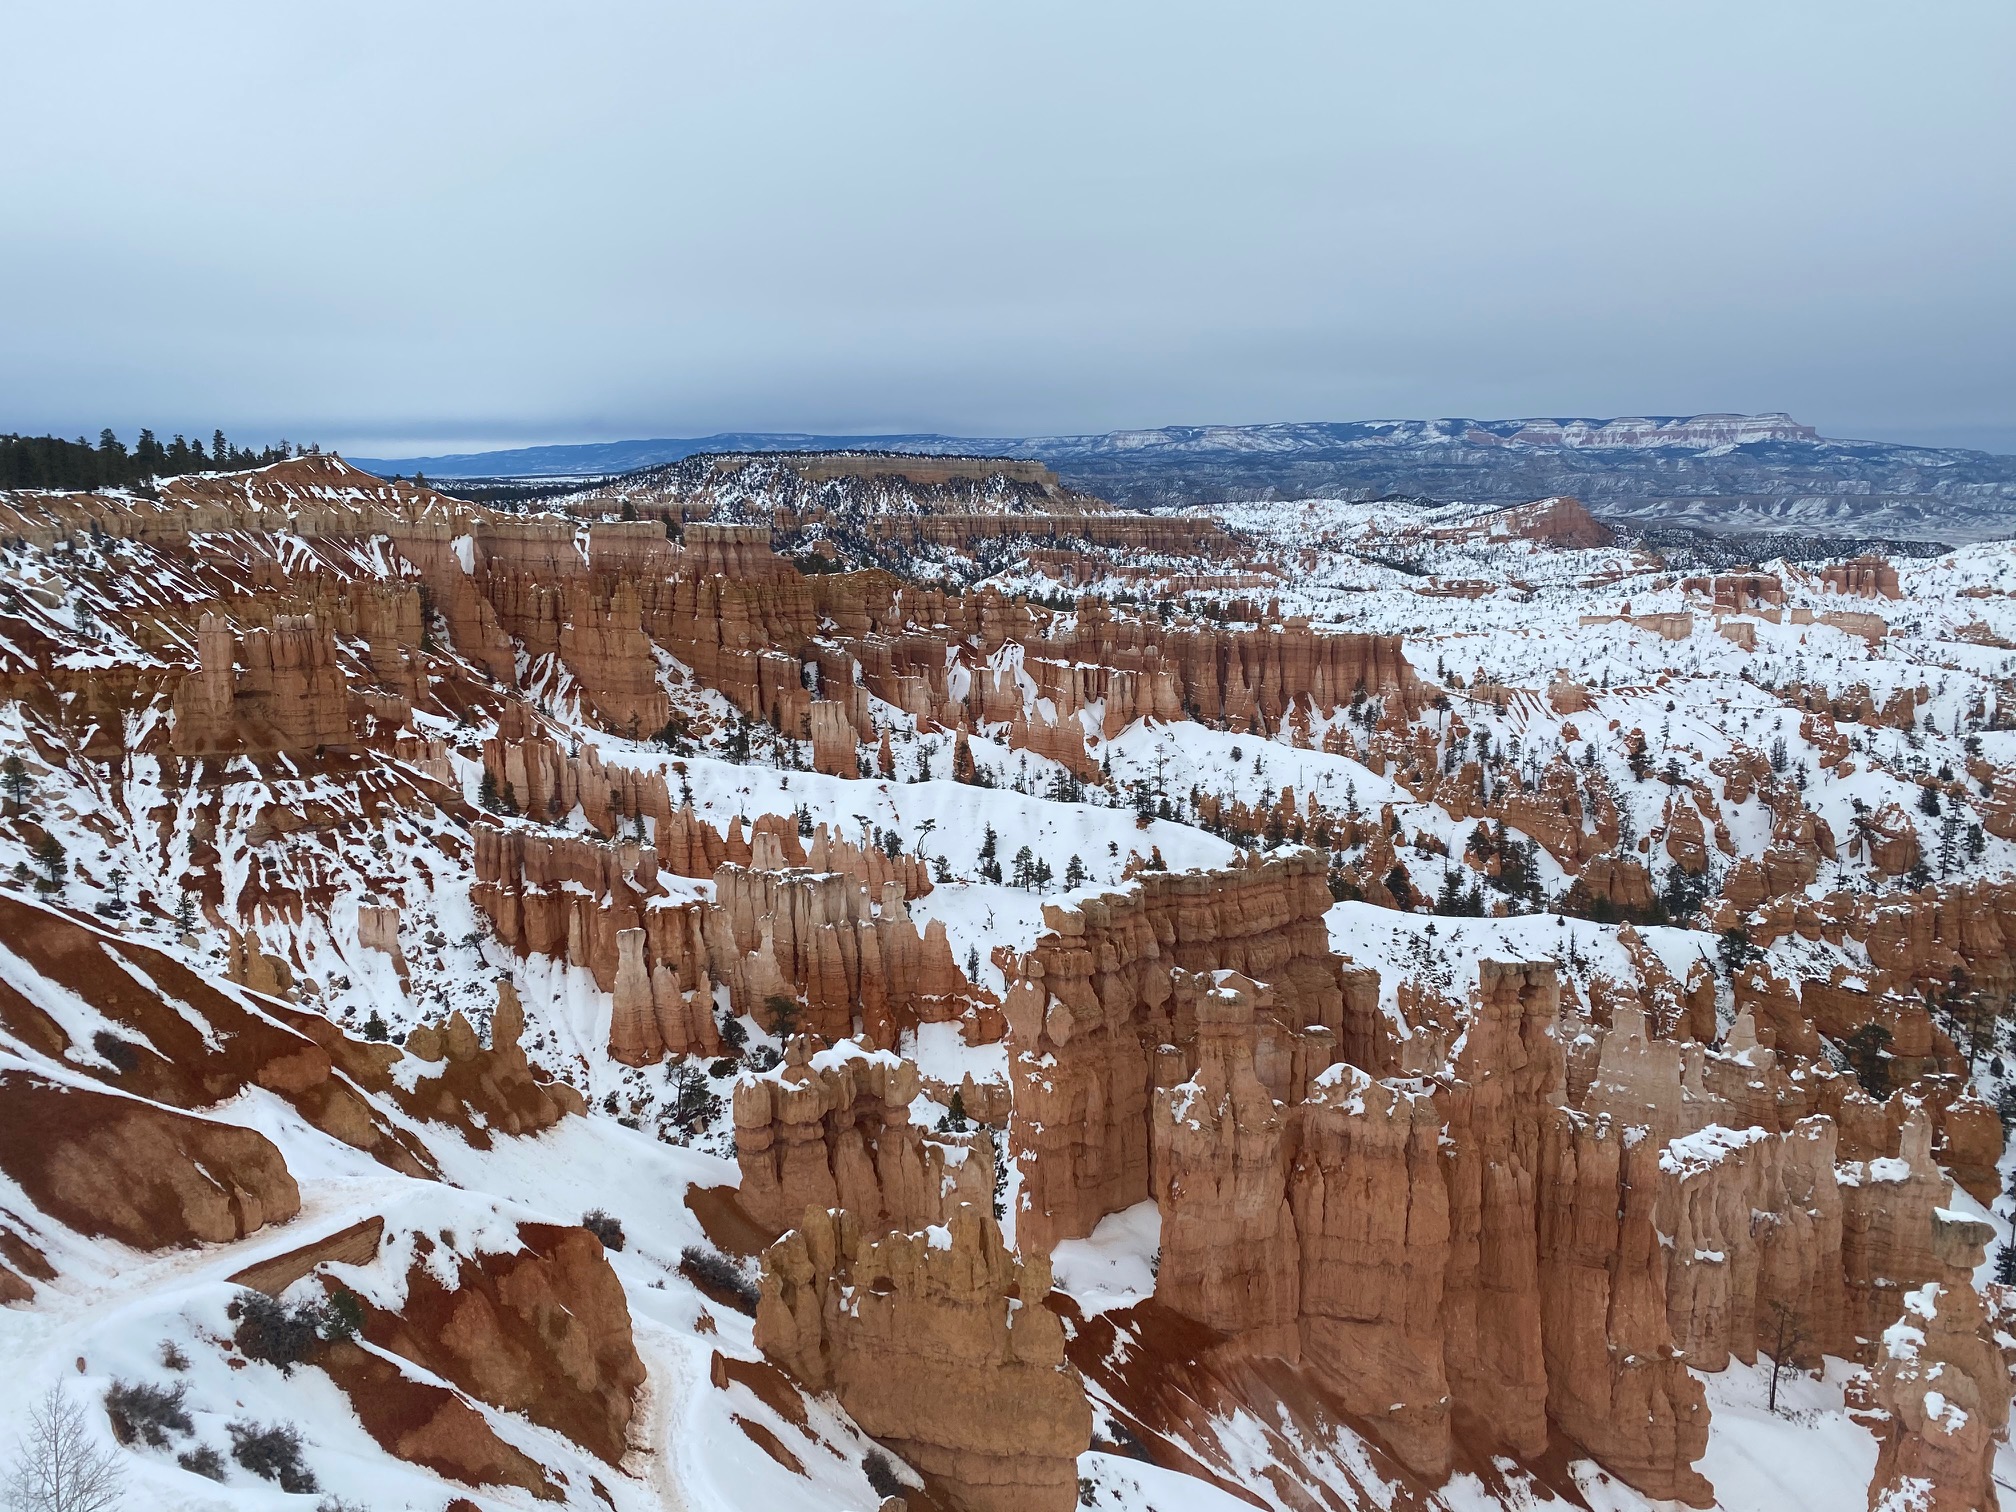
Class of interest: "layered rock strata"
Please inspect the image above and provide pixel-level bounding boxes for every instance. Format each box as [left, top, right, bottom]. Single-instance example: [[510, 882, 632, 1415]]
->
[[732, 1037, 994, 1238], [755, 1204, 1091, 1512]]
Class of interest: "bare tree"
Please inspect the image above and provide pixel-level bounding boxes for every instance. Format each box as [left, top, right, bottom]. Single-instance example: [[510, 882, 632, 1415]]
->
[[1765, 1300, 1810, 1416], [5, 1384, 124, 1512]]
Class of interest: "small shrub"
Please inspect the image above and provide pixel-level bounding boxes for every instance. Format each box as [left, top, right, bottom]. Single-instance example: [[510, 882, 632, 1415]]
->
[[316, 1498, 368, 1512], [321, 1289, 364, 1344], [177, 1444, 227, 1481], [159, 1339, 191, 1371], [105, 1379, 193, 1447], [863, 1448, 908, 1498], [707, 1056, 737, 1078], [716, 1013, 749, 1053], [679, 1245, 758, 1313], [582, 1210, 626, 1252], [234, 1291, 320, 1372], [92, 1030, 139, 1075], [234, 1289, 361, 1372], [228, 1419, 317, 1493]]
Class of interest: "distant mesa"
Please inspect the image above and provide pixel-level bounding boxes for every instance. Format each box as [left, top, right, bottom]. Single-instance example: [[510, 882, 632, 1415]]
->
[[350, 413, 2016, 540]]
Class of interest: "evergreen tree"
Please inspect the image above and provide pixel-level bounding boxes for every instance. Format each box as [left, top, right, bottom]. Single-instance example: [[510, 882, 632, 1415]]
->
[[32, 833, 67, 888], [0, 753, 30, 810], [1011, 845, 1036, 888], [1844, 1022, 1894, 1099]]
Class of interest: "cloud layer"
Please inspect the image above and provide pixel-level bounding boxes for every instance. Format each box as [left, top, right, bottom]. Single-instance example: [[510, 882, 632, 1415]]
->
[[5, 0, 2011, 455]]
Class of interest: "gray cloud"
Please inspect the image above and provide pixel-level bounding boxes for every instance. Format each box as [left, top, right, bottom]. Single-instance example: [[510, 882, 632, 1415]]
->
[[4, 0, 2011, 456]]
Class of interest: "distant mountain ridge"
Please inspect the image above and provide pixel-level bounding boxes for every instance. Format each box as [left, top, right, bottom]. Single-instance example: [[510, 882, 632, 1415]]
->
[[350, 414, 2016, 539]]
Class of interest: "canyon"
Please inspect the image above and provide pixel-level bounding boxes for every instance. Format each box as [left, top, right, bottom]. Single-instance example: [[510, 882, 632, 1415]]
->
[[0, 450, 2010, 1512]]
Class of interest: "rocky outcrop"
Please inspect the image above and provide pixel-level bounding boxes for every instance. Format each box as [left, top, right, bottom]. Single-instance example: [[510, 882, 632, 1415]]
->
[[389, 988, 585, 1142], [732, 1038, 993, 1238], [1003, 850, 1356, 1254], [171, 609, 353, 757], [1860, 1257, 2009, 1512], [755, 1204, 1091, 1512], [1653, 1118, 1848, 1368], [0, 1072, 299, 1248], [1537, 1113, 1711, 1506], [1840, 1111, 1971, 1354], [1288, 1065, 1452, 1476], [1432, 960, 1560, 1459], [709, 863, 973, 1049], [1149, 976, 1300, 1351], [365, 1222, 645, 1466], [1822, 555, 1903, 600]]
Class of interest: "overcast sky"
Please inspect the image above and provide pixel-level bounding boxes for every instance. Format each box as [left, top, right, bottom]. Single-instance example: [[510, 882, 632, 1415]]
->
[[5, 1, 2012, 458]]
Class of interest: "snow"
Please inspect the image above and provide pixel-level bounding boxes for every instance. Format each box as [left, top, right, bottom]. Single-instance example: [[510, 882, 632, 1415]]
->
[[1661, 1124, 1771, 1178], [1050, 1202, 1161, 1318], [1692, 1355, 1882, 1512]]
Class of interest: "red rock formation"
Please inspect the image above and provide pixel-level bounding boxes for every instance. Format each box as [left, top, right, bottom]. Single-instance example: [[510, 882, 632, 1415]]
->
[[809, 699, 861, 777], [1003, 850, 1355, 1254], [1653, 1119, 1849, 1368], [1839, 1111, 1971, 1354], [1538, 1113, 1711, 1506], [1288, 1065, 1452, 1476], [364, 1221, 646, 1465], [1821, 554, 1903, 600], [1432, 960, 1560, 1458], [732, 1038, 993, 1237], [171, 609, 353, 756], [755, 1204, 1091, 1512], [710, 863, 972, 1049], [1149, 976, 1300, 1351], [0, 1072, 300, 1249], [1861, 1255, 2008, 1512], [1682, 572, 1786, 611]]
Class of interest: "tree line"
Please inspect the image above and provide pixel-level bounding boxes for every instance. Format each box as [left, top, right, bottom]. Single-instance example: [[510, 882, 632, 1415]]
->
[[0, 428, 315, 491]]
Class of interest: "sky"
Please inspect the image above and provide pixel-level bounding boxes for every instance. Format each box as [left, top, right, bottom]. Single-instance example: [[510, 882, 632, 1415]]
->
[[4, 0, 2012, 459]]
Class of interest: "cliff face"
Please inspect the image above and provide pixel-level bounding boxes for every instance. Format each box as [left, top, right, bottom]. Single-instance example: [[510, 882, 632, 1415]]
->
[[1002, 849, 1356, 1255], [364, 1222, 646, 1467], [755, 1205, 1091, 1512], [1860, 1263, 2009, 1512], [1287, 1066, 1452, 1474], [999, 903, 2004, 1508], [0, 1072, 301, 1250], [732, 1037, 994, 1238], [170, 609, 353, 757]]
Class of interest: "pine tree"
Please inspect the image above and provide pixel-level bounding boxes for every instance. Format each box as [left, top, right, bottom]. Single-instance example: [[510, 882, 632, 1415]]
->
[[1844, 1022, 1893, 1099], [32, 833, 66, 889], [1, 752, 30, 810], [1064, 854, 1087, 888]]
